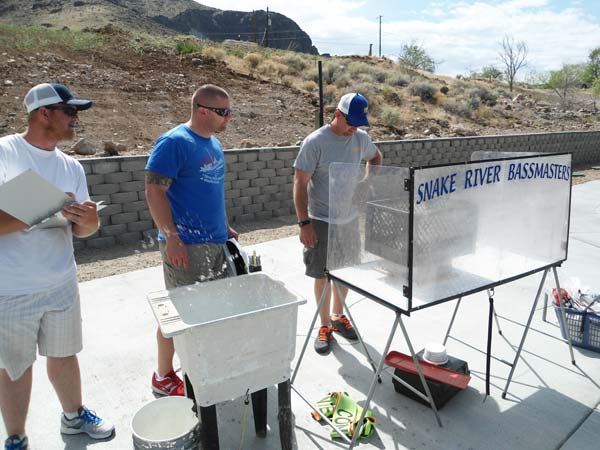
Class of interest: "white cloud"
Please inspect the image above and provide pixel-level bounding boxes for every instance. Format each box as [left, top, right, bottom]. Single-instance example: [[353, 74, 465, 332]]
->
[[197, 1, 600, 76]]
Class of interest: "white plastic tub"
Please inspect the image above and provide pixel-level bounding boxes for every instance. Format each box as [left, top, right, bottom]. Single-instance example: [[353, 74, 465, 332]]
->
[[131, 396, 199, 449], [148, 273, 305, 406]]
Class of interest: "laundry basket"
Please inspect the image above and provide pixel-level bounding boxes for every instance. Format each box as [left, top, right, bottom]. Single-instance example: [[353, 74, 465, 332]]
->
[[554, 305, 600, 352]]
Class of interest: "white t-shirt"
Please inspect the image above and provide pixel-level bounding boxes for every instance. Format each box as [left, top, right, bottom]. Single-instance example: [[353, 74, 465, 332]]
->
[[0, 134, 90, 295]]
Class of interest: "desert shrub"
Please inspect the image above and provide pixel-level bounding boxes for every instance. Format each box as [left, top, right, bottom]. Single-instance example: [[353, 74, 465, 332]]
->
[[257, 61, 288, 78], [323, 61, 343, 84], [388, 74, 410, 87], [281, 75, 294, 87], [354, 82, 378, 97], [203, 46, 225, 61], [244, 52, 262, 69], [381, 107, 401, 127], [302, 80, 318, 92], [468, 96, 481, 110], [323, 85, 337, 104], [175, 39, 203, 55], [358, 72, 376, 83], [283, 54, 307, 74], [347, 61, 377, 78], [381, 86, 403, 106], [367, 94, 382, 116], [473, 105, 496, 121], [442, 98, 472, 117], [334, 73, 351, 88], [304, 68, 319, 83], [225, 46, 247, 58], [373, 69, 388, 83], [496, 87, 512, 98], [408, 81, 437, 103], [469, 87, 497, 106]]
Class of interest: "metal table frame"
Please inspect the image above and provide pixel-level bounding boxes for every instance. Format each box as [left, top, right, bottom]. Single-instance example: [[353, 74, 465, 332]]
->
[[291, 265, 576, 450]]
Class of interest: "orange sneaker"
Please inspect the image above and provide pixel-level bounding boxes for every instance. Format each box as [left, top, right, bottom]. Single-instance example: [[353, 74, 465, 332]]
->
[[314, 326, 335, 354], [331, 315, 358, 340]]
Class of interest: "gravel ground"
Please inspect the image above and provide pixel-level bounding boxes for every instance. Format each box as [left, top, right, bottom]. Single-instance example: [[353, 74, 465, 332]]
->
[[75, 215, 299, 282], [75, 164, 600, 282]]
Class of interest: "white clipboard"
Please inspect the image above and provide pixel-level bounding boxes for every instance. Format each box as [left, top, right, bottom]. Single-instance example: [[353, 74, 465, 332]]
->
[[0, 169, 74, 226]]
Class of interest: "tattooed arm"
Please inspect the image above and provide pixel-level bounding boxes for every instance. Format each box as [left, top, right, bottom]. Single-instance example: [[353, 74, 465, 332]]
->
[[145, 171, 189, 268]]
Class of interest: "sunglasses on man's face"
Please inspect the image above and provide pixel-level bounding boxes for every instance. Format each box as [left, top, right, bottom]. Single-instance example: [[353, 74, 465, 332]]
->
[[339, 111, 355, 126], [196, 103, 232, 117], [45, 105, 79, 118]]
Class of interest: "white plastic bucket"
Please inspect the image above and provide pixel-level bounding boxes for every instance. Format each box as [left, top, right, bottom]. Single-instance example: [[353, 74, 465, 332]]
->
[[131, 397, 200, 450]]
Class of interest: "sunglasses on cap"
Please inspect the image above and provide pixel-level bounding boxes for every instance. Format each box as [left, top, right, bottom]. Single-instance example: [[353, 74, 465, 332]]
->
[[195, 103, 232, 117], [44, 105, 79, 118]]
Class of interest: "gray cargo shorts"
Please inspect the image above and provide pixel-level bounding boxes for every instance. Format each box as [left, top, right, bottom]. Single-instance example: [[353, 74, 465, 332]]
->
[[303, 219, 359, 279], [159, 241, 229, 289]]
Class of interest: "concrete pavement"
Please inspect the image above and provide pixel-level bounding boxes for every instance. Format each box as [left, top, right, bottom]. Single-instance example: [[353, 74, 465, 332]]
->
[[2, 181, 600, 450]]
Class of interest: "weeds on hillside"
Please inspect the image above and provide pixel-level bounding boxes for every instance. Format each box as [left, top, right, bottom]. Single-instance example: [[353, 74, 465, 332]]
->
[[0, 23, 105, 52], [175, 38, 203, 55]]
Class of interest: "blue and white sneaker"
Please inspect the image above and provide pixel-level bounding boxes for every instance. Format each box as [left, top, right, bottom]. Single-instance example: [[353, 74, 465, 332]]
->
[[60, 405, 115, 439], [4, 435, 28, 450]]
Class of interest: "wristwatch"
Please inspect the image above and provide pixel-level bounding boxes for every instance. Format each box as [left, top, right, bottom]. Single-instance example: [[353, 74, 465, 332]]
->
[[298, 219, 311, 228]]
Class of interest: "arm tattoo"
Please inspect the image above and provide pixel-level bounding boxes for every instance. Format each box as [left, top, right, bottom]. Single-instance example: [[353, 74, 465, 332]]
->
[[146, 171, 173, 187]]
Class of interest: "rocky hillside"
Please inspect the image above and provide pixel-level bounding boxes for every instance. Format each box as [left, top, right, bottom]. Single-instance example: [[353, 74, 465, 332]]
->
[[0, 21, 599, 159], [0, 0, 317, 53]]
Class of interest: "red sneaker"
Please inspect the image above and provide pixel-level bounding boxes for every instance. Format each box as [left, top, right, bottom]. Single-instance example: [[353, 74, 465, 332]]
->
[[151, 370, 185, 396]]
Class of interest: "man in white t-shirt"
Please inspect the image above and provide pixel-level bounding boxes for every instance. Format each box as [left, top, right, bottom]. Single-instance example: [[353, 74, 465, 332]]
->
[[0, 83, 114, 450], [293, 93, 382, 354]]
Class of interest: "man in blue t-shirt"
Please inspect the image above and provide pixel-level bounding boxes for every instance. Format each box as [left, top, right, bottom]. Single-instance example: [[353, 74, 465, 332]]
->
[[145, 84, 237, 396]]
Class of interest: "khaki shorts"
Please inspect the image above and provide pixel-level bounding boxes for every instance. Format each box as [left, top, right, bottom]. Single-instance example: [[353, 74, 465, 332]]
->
[[0, 277, 82, 381], [303, 219, 360, 279], [159, 241, 229, 289]]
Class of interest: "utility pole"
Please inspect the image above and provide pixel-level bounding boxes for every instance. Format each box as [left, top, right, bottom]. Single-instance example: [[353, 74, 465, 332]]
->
[[265, 7, 270, 48], [378, 15, 382, 57]]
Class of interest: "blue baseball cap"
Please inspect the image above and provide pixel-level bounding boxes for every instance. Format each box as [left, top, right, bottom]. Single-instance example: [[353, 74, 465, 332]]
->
[[337, 92, 370, 127]]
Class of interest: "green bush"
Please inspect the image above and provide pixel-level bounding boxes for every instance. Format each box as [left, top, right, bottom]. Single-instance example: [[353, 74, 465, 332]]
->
[[225, 46, 247, 58], [175, 40, 203, 55], [203, 47, 225, 61], [381, 107, 401, 127], [323, 85, 337, 104], [304, 68, 319, 83], [302, 80, 318, 92], [382, 86, 402, 106], [468, 96, 481, 110], [283, 54, 307, 74], [408, 81, 437, 102], [0, 24, 105, 52], [347, 61, 377, 77], [334, 73, 351, 88], [388, 74, 410, 87], [373, 69, 388, 83], [496, 88, 512, 99], [442, 98, 471, 117], [244, 52, 262, 69], [354, 82, 378, 97], [469, 87, 497, 106]]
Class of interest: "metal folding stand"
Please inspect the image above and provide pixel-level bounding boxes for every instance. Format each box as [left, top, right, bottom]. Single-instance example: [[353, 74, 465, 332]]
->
[[443, 266, 577, 400], [291, 274, 443, 450]]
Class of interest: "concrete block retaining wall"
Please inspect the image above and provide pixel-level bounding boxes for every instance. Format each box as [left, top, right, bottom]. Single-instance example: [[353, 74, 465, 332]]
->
[[75, 130, 600, 250]]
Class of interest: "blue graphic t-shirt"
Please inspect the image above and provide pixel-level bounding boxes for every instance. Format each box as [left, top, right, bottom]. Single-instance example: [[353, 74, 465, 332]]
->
[[146, 124, 227, 244]]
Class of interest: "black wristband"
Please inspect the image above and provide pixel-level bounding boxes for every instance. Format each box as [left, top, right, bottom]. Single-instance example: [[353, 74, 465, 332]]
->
[[298, 219, 311, 228]]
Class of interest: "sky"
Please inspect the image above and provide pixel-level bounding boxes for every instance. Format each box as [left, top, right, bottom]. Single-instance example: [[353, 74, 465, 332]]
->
[[196, 0, 600, 79]]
